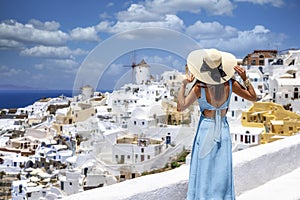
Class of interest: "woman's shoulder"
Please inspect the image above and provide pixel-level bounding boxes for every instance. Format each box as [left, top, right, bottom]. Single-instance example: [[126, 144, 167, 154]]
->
[[229, 78, 238, 85]]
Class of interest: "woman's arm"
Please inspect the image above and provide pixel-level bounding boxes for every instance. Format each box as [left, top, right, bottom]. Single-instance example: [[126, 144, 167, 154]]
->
[[177, 75, 199, 112], [232, 65, 257, 102]]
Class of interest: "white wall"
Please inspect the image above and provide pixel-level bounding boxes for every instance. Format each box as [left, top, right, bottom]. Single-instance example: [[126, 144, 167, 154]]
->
[[233, 133, 300, 196], [62, 134, 300, 200]]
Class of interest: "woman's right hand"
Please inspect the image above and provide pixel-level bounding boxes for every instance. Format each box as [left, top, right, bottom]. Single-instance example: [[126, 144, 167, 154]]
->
[[183, 70, 195, 85], [234, 65, 247, 81]]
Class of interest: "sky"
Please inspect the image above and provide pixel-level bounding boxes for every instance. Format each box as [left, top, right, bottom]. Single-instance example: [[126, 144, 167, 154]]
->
[[0, 0, 299, 91]]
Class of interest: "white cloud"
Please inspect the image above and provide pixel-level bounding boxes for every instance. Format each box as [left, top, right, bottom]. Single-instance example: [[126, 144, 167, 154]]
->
[[109, 14, 185, 34], [0, 39, 23, 49], [34, 59, 79, 74], [51, 59, 79, 73], [34, 63, 44, 70], [101, 0, 235, 38], [106, 63, 124, 76], [20, 46, 88, 59], [138, 54, 185, 71], [28, 19, 60, 31], [142, 54, 176, 65], [251, 25, 270, 34], [0, 65, 24, 76], [234, 0, 284, 7], [196, 25, 282, 57], [99, 12, 112, 19], [0, 20, 69, 46], [186, 20, 238, 40], [117, 4, 162, 22], [144, 0, 235, 16], [106, 2, 114, 7], [95, 21, 114, 32], [70, 26, 100, 41], [96, 1, 235, 38], [106, 1, 284, 58]]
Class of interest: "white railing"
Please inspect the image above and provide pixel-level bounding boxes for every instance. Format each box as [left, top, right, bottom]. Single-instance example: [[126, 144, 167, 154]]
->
[[62, 134, 300, 200]]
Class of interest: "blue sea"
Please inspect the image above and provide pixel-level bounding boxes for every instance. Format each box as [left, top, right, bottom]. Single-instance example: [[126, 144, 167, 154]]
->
[[0, 90, 74, 109]]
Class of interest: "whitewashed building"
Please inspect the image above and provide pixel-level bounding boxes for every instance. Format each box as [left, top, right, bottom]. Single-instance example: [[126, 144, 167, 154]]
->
[[0, 152, 29, 173], [269, 76, 300, 109], [112, 135, 164, 164]]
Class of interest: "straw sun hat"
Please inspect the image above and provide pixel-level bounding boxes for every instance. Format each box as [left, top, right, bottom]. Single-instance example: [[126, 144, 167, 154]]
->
[[187, 48, 237, 85]]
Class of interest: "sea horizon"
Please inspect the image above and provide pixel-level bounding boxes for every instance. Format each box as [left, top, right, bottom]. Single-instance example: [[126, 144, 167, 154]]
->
[[0, 89, 112, 109], [0, 89, 73, 109]]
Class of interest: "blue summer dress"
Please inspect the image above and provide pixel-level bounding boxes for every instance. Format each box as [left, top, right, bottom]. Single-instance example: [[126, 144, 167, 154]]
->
[[187, 80, 235, 200]]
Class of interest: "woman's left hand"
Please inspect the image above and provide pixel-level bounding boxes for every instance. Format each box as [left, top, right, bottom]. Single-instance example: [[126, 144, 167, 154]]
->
[[234, 65, 247, 81]]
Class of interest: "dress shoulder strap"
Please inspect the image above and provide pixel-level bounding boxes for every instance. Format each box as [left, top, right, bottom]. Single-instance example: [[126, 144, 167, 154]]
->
[[225, 79, 233, 106]]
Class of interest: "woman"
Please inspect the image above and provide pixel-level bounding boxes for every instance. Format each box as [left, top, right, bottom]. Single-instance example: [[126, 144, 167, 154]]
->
[[177, 49, 256, 200]]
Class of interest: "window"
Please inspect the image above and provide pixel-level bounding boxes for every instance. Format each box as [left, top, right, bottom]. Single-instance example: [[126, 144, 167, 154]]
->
[[69, 182, 72, 186], [259, 60, 264, 65], [240, 135, 243, 142], [127, 155, 130, 159], [147, 155, 150, 160], [132, 173, 136, 179], [141, 155, 145, 162], [232, 111, 235, 117], [285, 94, 288, 98], [252, 136, 255, 143], [120, 175, 126, 180], [245, 135, 250, 144], [19, 185, 22, 193], [234, 96, 238, 101], [141, 148, 144, 153], [294, 88, 299, 99], [289, 127, 293, 131]]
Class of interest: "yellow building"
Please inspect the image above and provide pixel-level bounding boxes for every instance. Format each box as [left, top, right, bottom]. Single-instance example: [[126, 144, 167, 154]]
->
[[242, 102, 300, 143]]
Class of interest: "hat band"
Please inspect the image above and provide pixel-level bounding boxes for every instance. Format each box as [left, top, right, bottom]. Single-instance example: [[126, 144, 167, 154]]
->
[[202, 60, 227, 78], [217, 64, 227, 78]]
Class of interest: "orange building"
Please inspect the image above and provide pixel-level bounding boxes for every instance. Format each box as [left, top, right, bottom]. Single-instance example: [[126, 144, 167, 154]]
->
[[243, 50, 277, 66]]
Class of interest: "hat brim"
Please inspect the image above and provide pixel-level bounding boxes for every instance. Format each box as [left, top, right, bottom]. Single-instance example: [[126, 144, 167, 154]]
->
[[187, 49, 236, 85]]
